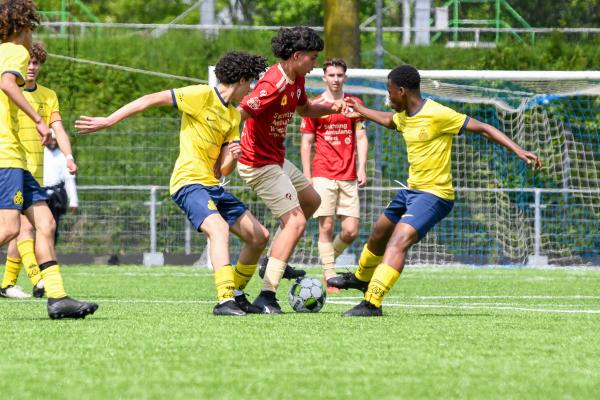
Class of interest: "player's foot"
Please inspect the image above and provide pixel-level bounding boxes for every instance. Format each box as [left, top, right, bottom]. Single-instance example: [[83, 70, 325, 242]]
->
[[258, 257, 306, 280], [0, 285, 32, 298], [252, 290, 282, 314], [32, 280, 45, 298], [213, 300, 246, 316], [327, 272, 369, 293], [342, 300, 382, 317], [324, 274, 340, 293], [47, 297, 99, 319], [234, 293, 263, 314]]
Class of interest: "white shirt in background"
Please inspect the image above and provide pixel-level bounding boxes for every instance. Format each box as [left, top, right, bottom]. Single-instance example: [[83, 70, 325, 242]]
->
[[43, 147, 79, 208]]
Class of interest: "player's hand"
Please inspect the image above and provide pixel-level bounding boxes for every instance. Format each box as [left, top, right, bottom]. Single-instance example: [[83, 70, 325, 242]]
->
[[343, 97, 362, 119], [357, 169, 367, 188], [74, 116, 112, 134], [66, 158, 78, 175], [518, 150, 542, 171], [36, 120, 52, 145], [228, 142, 242, 159], [70, 207, 78, 215], [330, 99, 347, 114]]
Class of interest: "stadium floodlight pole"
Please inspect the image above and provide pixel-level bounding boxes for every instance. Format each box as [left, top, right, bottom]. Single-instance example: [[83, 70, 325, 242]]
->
[[375, 0, 384, 68]]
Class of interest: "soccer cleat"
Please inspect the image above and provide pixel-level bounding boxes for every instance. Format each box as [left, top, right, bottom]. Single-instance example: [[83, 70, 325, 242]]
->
[[234, 293, 263, 314], [32, 279, 45, 298], [324, 274, 340, 293], [47, 297, 99, 319], [327, 272, 369, 293], [342, 300, 383, 317], [213, 300, 246, 316], [0, 285, 32, 298], [258, 257, 306, 280], [252, 290, 282, 314]]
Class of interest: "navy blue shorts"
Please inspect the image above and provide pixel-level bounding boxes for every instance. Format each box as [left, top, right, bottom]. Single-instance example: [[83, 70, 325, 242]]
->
[[383, 189, 454, 240], [0, 168, 48, 211], [172, 184, 248, 231]]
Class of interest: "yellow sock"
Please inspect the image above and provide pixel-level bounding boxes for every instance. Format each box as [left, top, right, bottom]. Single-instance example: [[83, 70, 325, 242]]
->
[[261, 257, 286, 292], [214, 265, 235, 302], [364, 264, 400, 307], [17, 239, 41, 286], [318, 241, 335, 277], [355, 244, 382, 282], [1, 257, 22, 288], [233, 262, 257, 291], [333, 234, 350, 258], [40, 263, 67, 299]]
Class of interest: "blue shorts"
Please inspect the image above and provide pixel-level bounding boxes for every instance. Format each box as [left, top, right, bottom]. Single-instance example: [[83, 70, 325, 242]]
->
[[383, 189, 454, 240], [172, 184, 248, 231], [0, 168, 48, 211]]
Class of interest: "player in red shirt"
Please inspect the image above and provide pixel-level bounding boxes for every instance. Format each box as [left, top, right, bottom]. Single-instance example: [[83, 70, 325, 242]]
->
[[237, 26, 345, 313], [300, 58, 368, 293]]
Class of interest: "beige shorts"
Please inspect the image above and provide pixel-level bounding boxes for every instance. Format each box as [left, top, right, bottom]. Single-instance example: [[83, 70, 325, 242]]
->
[[312, 177, 360, 218], [237, 159, 312, 218]]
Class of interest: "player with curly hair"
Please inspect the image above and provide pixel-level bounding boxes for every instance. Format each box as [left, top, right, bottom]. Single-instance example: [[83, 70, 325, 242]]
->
[[236, 26, 347, 314], [0, 0, 97, 319], [76, 51, 271, 316], [330, 65, 542, 316]]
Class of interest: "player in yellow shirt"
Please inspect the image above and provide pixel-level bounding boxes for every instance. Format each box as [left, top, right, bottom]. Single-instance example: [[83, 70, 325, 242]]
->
[[75, 51, 271, 316], [330, 65, 542, 316], [0, 0, 97, 319], [0, 42, 77, 299]]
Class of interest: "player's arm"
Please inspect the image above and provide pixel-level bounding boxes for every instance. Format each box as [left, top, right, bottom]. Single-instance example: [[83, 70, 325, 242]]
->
[[51, 118, 78, 174], [356, 122, 368, 187], [0, 73, 51, 144], [344, 97, 395, 129], [296, 98, 346, 118], [237, 106, 251, 123], [300, 132, 315, 180], [466, 118, 542, 170], [219, 141, 242, 177], [75, 90, 173, 134]]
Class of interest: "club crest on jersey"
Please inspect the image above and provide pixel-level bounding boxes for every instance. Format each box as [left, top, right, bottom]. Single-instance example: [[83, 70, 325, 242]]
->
[[207, 199, 217, 210], [13, 191, 23, 206], [281, 95, 288, 106], [418, 128, 429, 141], [247, 97, 261, 110], [344, 136, 352, 144], [259, 89, 268, 97]]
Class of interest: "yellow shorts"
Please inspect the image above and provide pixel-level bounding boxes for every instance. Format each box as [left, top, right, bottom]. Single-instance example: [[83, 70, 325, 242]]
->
[[237, 159, 311, 218], [312, 177, 360, 218]]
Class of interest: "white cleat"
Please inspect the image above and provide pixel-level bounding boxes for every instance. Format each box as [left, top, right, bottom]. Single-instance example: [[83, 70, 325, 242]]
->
[[0, 285, 32, 298]]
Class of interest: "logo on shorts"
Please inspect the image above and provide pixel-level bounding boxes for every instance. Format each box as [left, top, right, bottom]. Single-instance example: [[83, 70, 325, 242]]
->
[[281, 94, 288, 106], [13, 191, 23, 206], [285, 193, 292, 201], [401, 214, 413, 218], [207, 199, 217, 210]]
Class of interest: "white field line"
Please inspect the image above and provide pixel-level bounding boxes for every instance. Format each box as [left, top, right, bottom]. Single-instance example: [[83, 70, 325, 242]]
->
[[335, 295, 600, 300]]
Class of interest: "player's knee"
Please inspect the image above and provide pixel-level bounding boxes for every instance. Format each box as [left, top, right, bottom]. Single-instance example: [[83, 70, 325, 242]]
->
[[341, 228, 358, 243], [1, 226, 20, 243], [252, 226, 270, 250], [35, 216, 56, 238], [388, 233, 413, 253]]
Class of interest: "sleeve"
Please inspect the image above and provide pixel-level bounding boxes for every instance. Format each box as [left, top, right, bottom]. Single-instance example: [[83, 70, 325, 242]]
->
[[392, 113, 404, 132], [239, 80, 279, 117], [300, 117, 317, 134], [0, 45, 29, 87], [437, 104, 469, 135], [48, 91, 62, 124], [171, 85, 209, 117]]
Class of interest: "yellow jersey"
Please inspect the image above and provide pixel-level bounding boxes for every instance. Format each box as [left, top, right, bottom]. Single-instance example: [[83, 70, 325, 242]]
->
[[19, 84, 61, 185], [393, 99, 468, 200], [169, 85, 241, 194], [0, 42, 29, 169]]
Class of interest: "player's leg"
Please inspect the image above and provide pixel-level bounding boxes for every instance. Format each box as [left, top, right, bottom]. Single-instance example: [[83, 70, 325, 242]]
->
[[0, 215, 38, 298], [16, 215, 44, 297], [23, 171, 98, 319], [343, 191, 454, 317], [334, 180, 361, 259], [312, 177, 337, 285]]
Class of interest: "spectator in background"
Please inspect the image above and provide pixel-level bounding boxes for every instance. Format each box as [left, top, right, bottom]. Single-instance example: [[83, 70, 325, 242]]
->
[[43, 134, 78, 242]]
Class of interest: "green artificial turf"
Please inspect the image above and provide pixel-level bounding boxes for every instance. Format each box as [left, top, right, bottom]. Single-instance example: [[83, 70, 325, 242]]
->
[[1, 266, 599, 400]]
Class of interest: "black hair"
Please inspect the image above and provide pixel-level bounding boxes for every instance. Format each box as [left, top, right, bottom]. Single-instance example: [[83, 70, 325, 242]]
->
[[214, 51, 268, 84], [271, 26, 324, 60], [323, 58, 347, 73], [388, 64, 420, 90]]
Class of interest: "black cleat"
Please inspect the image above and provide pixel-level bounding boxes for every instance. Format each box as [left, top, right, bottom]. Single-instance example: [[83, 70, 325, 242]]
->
[[234, 293, 263, 314], [213, 300, 246, 316], [258, 257, 306, 280], [342, 300, 382, 317], [47, 297, 99, 320], [252, 290, 282, 314], [327, 272, 369, 293], [32, 280, 45, 298]]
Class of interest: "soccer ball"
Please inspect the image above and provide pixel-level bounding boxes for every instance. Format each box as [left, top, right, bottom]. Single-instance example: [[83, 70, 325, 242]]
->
[[288, 276, 326, 313]]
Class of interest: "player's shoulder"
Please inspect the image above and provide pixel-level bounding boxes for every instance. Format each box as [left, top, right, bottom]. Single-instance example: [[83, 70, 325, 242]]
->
[[260, 64, 288, 91], [0, 42, 28, 57], [35, 84, 57, 98]]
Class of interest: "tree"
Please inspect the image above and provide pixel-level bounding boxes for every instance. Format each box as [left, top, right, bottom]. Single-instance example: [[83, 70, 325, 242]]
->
[[323, 0, 361, 67]]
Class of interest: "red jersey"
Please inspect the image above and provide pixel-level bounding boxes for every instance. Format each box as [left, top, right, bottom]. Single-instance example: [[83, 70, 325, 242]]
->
[[239, 64, 308, 167], [300, 94, 364, 180]]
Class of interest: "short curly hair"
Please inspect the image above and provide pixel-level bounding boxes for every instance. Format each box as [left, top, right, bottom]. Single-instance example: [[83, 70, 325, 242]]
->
[[29, 41, 47, 63], [271, 26, 324, 60], [0, 0, 40, 42], [388, 64, 420, 90], [214, 51, 268, 84]]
